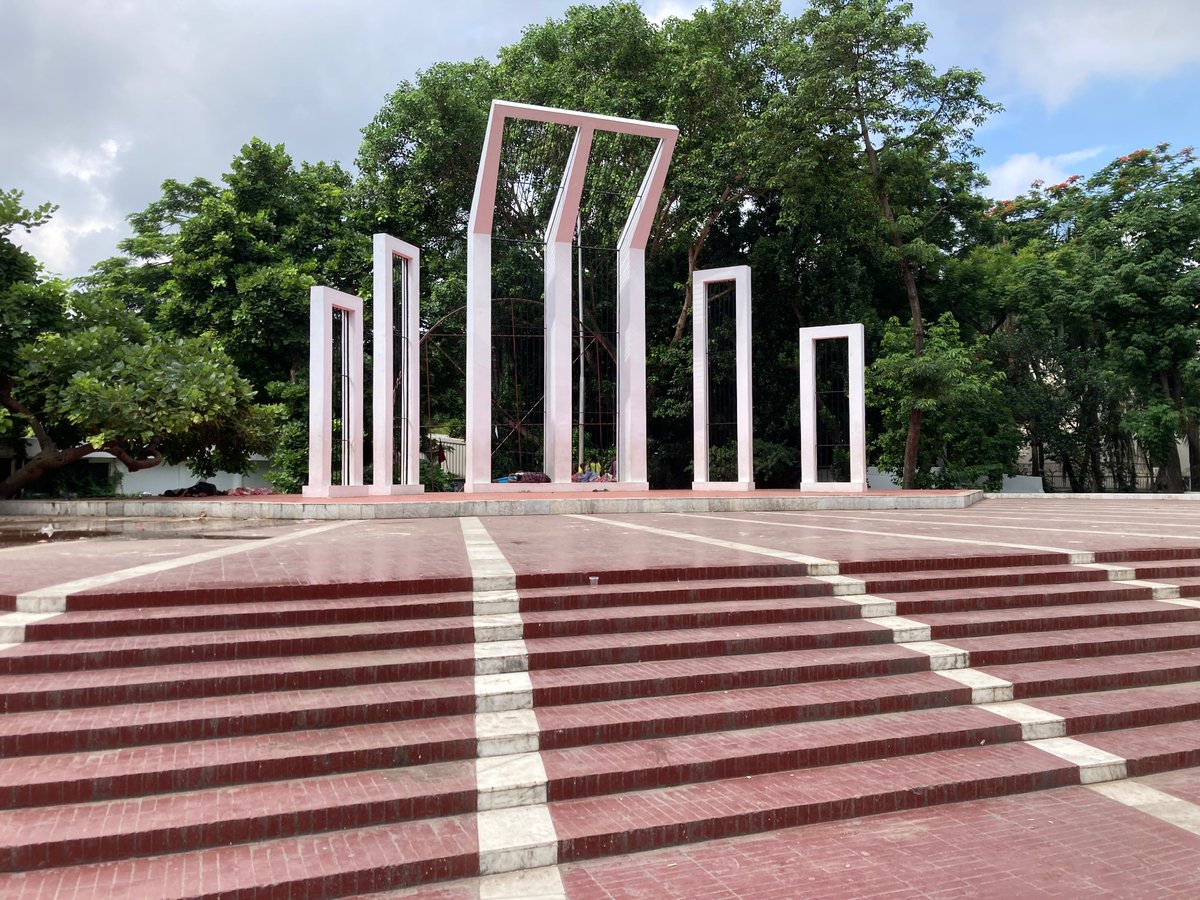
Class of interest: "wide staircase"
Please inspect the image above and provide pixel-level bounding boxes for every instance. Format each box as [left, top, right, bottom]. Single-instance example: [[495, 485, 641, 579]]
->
[[5, 545, 1200, 895]]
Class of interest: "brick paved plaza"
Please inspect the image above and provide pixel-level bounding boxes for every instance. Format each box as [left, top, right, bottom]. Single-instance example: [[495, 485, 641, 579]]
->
[[3, 495, 1200, 897]]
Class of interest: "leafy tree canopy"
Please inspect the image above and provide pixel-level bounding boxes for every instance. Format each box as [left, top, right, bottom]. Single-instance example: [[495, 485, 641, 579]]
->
[[1, 191, 279, 499]]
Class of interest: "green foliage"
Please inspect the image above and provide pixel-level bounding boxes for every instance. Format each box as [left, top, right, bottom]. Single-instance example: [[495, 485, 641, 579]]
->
[[22, 460, 123, 499], [981, 144, 1200, 490], [868, 313, 1018, 488], [420, 456, 455, 492], [86, 140, 368, 394], [0, 188, 56, 240], [264, 420, 308, 494], [18, 3, 1198, 498], [1, 192, 278, 499]]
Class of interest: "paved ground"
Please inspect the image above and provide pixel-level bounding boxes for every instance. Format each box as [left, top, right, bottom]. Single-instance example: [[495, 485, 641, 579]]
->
[[5, 496, 1200, 896], [551, 777, 1200, 899], [6, 497, 1200, 604]]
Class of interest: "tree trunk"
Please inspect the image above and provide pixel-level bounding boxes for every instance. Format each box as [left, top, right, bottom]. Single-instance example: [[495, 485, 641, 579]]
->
[[1163, 371, 1195, 493], [0, 445, 94, 499], [903, 408, 922, 489], [898, 253, 924, 491], [855, 97, 923, 490], [1088, 445, 1106, 492], [668, 192, 732, 349], [1159, 449, 1186, 493], [1061, 453, 1081, 493]]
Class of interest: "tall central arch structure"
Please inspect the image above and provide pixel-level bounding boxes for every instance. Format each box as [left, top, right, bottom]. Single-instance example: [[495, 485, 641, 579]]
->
[[464, 100, 678, 491]]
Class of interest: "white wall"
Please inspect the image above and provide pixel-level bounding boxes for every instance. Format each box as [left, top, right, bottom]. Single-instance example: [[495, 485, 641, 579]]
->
[[115, 458, 272, 495]]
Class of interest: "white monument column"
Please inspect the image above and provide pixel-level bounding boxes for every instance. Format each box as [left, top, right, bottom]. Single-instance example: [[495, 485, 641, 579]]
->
[[797, 323, 867, 492], [616, 246, 648, 484], [692, 265, 754, 490], [465, 232, 493, 488], [371, 234, 424, 495], [463, 100, 676, 492], [304, 286, 365, 497], [543, 127, 593, 483]]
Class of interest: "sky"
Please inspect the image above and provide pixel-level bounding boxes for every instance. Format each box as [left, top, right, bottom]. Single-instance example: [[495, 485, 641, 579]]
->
[[3, 0, 1199, 279]]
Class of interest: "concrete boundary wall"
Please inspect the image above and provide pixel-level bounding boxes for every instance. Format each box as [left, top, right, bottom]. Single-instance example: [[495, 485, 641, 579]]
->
[[0, 491, 984, 521]]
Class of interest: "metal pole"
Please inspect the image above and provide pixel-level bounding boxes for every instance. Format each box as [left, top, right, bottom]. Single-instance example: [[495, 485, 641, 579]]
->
[[576, 214, 585, 467]]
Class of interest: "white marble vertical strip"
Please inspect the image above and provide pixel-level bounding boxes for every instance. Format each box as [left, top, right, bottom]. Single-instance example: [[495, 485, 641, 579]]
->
[[459, 517, 564, 889]]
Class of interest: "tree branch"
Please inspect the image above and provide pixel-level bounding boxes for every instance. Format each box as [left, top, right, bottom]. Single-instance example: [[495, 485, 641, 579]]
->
[[107, 442, 163, 472], [0, 373, 55, 450]]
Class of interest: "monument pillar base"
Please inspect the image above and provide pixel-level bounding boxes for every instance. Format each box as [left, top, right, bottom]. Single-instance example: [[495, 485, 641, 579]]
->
[[799, 481, 868, 493]]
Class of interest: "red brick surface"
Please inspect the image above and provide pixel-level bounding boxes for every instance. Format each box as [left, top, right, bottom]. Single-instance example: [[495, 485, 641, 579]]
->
[[4, 498, 1200, 895], [550, 742, 1079, 860], [984, 647, 1200, 698], [541, 705, 1021, 800], [558, 783, 1200, 899], [0, 675, 475, 756], [0, 815, 480, 898], [534, 671, 971, 749], [0, 715, 476, 807]]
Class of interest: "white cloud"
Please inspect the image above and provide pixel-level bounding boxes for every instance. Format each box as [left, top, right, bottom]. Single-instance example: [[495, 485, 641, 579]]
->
[[643, 0, 706, 26], [985, 146, 1105, 201], [998, 0, 1200, 108], [17, 213, 121, 278], [47, 138, 128, 183], [12, 138, 129, 276]]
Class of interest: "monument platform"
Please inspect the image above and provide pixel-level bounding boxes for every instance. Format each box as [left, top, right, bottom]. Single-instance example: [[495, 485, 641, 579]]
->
[[0, 487, 982, 525], [3, 496, 1200, 897]]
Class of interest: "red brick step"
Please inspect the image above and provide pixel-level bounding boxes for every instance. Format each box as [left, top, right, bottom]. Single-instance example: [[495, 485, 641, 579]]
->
[[1080, 717, 1200, 776], [523, 619, 896, 671], [540, 705, 1021, 801], [984, 647, 1200, 698], [516, 575, 832, 612], [858, 564, 1110, 595], [0, 715, 477, 808], [0, 621, 477, 675], [0, 761, 477, 871], [1030, 681, 1200, 736], [22, 592, 476, 641], [520, 595, 864, 638], [527, 643, 937, 707], [0, 646, 475, 713], [0, 676, 475, 757], [549, 742, 1078, 861], [0, 814, 479, 897], [956, 621, 1200, 666], [912, 599, 1200, 639], [534, 670, 971, 750], [886, 580, 1152, 615]]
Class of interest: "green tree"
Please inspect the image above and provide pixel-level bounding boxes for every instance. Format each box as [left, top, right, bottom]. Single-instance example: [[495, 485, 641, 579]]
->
[[867, 312, 1018, 488], [982, 145, 1200, 491], [358, 1, 863, 485], [0, 191, 278, 499], [785, 0, 999, 488], [88, 140, 367, 391], [85, 140, 367, 490]]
